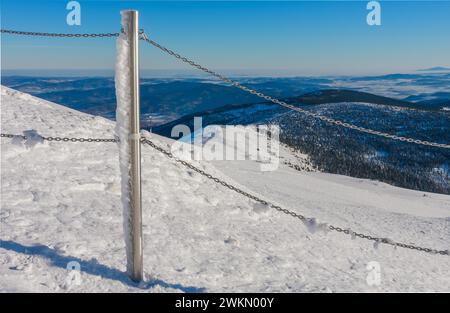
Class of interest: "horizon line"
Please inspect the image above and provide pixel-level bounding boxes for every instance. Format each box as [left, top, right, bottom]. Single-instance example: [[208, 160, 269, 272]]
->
[[2, 68, 450, 78]]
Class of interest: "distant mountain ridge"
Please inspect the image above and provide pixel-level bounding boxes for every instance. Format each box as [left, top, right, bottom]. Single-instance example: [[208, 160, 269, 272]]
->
[[287, 89, 415, 108], [153, 88, 442, 136], [2, 75, 449, 126], [153, 89, 450, 195], [417, 67, 450, 72]]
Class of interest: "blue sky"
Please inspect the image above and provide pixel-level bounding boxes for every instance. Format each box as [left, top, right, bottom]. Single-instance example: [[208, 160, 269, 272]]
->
[[1, 0, 450, 76]]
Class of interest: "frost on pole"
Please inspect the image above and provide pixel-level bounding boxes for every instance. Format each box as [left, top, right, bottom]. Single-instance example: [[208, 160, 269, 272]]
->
[[115, 13, 133, 276]]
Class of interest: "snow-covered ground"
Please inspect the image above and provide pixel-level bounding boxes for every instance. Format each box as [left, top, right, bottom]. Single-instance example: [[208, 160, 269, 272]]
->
[[1, 86, 449, 292]]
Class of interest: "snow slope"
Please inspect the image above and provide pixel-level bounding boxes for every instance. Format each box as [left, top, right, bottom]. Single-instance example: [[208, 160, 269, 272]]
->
[[1, 86, 449, 292]]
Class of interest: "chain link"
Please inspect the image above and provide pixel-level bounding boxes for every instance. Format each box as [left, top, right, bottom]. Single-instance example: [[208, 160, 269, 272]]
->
[[1, 133, 117, 143], [0, 133, 21, 139], [43, 136, 117, 143], [1, 29, 119, 38], [140, 136, 449, 257], [140, 33, 450, 150]]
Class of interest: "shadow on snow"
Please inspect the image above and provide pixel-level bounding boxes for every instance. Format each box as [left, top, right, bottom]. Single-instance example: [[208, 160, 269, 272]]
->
[[0, 240, 206, 293]]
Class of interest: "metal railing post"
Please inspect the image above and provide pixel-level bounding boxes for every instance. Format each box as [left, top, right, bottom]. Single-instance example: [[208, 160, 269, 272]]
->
[[121, 9, 143, 282]]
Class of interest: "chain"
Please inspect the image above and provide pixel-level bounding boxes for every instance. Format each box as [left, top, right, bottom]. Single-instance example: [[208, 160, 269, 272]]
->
[[1, 26, 449, 253], [0, 29, 119, 38], [2, 132, 448, 255], [140, 33, 450, 150], [43, 136, 117, 143], [140, 136, 449, 256], [0, 133, 21, 139], [0, 133, 117, 143], [3, 27, 448, 149]]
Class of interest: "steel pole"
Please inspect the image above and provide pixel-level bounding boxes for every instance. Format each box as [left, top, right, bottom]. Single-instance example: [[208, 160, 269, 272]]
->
[[122, 9, 143, 282]]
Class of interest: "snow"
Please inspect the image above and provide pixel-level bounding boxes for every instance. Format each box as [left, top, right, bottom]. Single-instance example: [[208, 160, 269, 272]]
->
[[302, 218, 330, 235], [1, 85, 450, 292], [115, 20, 133, 276], [22, 130, 44, 148]]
